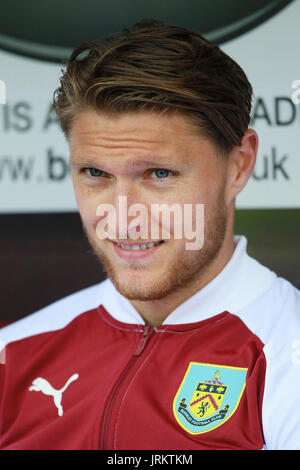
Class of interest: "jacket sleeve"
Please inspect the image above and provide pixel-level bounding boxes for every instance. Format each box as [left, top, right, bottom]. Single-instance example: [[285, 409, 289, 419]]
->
[[262, 287, 300, 449]]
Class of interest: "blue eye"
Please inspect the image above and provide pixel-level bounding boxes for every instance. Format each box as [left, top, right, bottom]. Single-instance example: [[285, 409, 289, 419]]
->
[[87, 168, 103, 177], [153, 169, 170, 179]]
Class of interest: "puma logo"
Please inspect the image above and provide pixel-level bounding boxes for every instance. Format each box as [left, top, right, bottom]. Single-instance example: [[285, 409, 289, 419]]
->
[[28, 373, 79, 416]]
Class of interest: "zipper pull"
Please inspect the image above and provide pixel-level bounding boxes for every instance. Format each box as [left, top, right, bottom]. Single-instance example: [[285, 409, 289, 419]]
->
[[134, 324, 154, 356]]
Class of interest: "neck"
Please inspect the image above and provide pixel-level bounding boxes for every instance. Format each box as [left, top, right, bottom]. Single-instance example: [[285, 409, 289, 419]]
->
[[130, 230, 235, 327]]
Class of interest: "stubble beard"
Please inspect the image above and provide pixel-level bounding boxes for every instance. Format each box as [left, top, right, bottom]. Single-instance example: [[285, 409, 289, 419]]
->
[[81, 193, 228, 301]]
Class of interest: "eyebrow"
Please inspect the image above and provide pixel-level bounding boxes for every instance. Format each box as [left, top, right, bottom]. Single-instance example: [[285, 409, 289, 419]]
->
[[69, 156, 184, 170]]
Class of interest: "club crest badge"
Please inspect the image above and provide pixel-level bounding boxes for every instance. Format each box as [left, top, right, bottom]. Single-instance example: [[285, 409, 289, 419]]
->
[[173, 362, 247, 434]]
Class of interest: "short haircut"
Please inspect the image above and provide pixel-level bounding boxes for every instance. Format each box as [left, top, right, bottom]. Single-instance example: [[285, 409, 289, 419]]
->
[[53, 18, 253, 156]]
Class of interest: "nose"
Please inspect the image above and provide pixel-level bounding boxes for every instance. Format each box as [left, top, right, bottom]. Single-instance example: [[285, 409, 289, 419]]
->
[[113, 182, 148, 240]]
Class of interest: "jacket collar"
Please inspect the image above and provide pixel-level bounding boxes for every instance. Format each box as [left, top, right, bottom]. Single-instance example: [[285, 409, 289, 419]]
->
[[100, 235, 277, 325]]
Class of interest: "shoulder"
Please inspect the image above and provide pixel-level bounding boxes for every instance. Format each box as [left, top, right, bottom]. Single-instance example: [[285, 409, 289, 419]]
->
[[234, 277, 300, 449], [234, 275, 300, 345], [0, 279, 111, 347]]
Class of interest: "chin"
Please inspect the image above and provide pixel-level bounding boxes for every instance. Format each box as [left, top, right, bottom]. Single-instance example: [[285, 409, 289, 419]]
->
[[108, 268, 168, 300], [111, 280, 171, 301]]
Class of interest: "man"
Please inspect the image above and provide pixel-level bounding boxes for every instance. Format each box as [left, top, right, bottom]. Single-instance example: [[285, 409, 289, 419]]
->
[[0, 19, 299, 450]]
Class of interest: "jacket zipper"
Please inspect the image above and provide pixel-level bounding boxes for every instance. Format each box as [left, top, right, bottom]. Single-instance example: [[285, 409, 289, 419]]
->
[[100, 324, 154, 449]]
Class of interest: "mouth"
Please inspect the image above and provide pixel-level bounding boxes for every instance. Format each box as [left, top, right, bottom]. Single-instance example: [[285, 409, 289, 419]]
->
[[111, 240, 164, 251], [110, 239, 165, 261]]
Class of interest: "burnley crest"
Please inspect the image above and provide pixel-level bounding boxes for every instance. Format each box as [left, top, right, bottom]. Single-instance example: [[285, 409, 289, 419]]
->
[[173, 362, 247, 434]]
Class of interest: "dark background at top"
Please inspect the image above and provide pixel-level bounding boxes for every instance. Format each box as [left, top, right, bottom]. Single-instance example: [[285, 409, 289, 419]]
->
[[0, 0, 294, 61], [0, 0, 292, 46]]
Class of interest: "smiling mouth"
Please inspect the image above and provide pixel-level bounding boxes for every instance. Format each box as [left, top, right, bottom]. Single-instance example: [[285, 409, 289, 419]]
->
[[111, 240, 164, 251]]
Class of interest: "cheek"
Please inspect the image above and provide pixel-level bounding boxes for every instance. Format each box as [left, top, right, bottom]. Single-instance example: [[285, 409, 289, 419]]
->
[[73, 184, 99, 229]]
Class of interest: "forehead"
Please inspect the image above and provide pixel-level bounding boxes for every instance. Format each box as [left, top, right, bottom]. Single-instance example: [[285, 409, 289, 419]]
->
[[68, 109, 218, 167], [69, 109, 200, 144]]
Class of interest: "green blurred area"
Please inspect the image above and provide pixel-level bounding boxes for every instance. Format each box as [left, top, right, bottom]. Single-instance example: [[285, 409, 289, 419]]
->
[[234, 209, 300, 288]]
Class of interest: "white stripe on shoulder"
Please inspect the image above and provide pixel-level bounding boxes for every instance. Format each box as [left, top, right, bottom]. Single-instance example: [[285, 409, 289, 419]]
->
[[0, 279, 111, 346]]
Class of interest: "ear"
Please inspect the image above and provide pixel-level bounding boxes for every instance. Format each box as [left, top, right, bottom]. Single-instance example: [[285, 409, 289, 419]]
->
[[225, 128, 258, 206]]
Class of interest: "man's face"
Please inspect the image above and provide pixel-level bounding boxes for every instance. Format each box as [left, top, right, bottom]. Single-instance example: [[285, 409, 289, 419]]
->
[[69, 109, 230, 301]]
